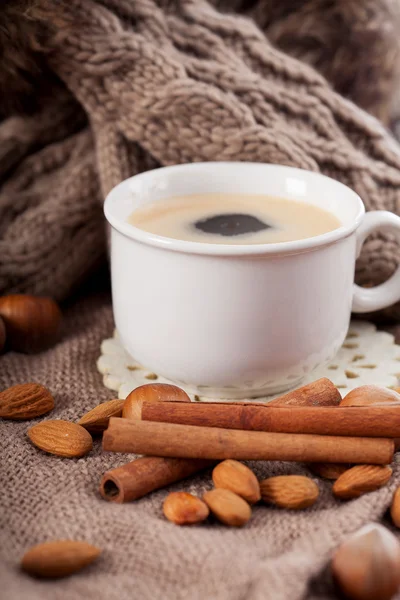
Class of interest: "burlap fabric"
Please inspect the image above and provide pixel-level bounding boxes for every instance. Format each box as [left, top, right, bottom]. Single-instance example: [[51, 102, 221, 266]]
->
[[2, 0, 400, 303], [1, 284, 400, 600]]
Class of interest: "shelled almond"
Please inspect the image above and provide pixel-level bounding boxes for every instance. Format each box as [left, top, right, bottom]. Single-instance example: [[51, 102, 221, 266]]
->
[[391, 487, 400, 528], [21, 540, 101, 578], [212, 460, 260, 504], [163, 492, 209, 525], [78, 399, 125, 432], [0, 383, 54, 420], [260, 475, 319, 509], [332, 465, 393, 499], [203, 488, 251, 527], [28, 420, 93, 458]]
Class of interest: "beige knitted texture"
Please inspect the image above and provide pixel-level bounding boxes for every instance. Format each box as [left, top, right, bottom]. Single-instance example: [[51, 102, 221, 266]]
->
[[1, 0, 400, 302], [0, 291, 400, 600]]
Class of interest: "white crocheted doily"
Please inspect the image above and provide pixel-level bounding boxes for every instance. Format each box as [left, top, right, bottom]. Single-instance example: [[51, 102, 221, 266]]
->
[[97, 321, 400, 402]]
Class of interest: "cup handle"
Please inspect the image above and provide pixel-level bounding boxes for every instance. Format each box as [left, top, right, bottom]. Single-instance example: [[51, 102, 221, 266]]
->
[[352, 211, 400, 313]]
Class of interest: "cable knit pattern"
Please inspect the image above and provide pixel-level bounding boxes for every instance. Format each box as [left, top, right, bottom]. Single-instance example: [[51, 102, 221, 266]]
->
[[1, 0, 400, 305]]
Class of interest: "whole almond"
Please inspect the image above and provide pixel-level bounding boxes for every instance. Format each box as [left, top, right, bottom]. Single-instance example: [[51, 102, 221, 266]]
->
[[333, 465, 392, 500], [123, 383, 190, 420], [212, 460, 260, 504], [308, 463, 351, 480], [163, 492, 209, 525], [28, 420, 93, 458], [203, 488, 251, 526], [260, 475, 319, 509], [21, 540, 101, 578], [340, 385, 400, 407], [332, 524, 400, 600], [391, 487, 400, 528], [0, 383, 54, 420], [78, 399, 125, 432]]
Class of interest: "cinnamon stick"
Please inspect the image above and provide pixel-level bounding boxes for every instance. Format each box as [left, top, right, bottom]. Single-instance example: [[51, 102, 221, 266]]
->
[[100, 456, 214, 503], [100, 378, 340, 502], [124, 378, 340, 417], [136, 402, 400, 438], [103, 418, 394, 465]]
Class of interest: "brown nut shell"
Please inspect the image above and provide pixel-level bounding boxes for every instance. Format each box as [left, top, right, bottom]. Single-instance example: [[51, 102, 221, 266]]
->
[[0, 294, 62, 353], [123, 383, 190, 420], [332, 524, 400, 600]]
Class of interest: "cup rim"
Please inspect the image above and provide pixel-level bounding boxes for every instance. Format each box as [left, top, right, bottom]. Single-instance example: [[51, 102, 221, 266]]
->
[[104, 162, 365, 256]]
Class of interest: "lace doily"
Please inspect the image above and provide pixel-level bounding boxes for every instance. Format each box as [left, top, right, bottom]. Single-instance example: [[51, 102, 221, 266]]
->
[[97, 321, 400, 402]]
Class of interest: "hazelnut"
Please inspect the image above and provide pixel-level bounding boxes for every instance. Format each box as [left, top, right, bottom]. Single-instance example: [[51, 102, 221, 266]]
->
[[332, 524, 400, 600], [0, 294, 62, 353], [123, 383, 190, 420]]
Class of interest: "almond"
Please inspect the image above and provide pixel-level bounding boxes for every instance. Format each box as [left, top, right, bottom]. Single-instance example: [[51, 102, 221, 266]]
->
[[203, 488, 251, 526], [78, 399, 125, 432], [123, 383, 190, 420], [308, 463, 351, 480], [0, 383, 54, 420], [340, 385, 400, 406], [212, 460, 260, 504], [21, 540, 101, 578], [333, 465, 392, 499], [163, 492, 209, 525], [391, 487, 400, 528], [332, 524, 400, 600], [260, 475, 319, 509], [28, 420, 93, 458]]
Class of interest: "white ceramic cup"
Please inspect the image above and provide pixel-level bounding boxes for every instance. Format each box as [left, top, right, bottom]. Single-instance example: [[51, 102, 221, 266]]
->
[[104, 162, 400, 398]]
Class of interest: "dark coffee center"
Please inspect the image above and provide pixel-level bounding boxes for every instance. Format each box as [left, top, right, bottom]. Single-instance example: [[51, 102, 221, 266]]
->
[[194, 213, 271, 237]]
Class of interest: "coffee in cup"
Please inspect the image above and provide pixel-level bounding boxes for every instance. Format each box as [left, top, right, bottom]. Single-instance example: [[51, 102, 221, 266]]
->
[[128, 193, 340, 244]]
